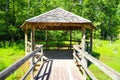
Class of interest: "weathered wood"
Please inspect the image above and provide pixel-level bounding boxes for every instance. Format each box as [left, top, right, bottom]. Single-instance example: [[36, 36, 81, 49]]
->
[[25, 29, 28, 55], [31, 26, 35, 51], [27, 41, 32, 53], [73, 45, 120, 80], [70, 30, 72, 49], [31, 26, 35, 79], [73, 53, 97, 80], [0, 45, 43, 80], [36, 40, 82, 42], [81, 27, 86, 51], [81, 27, 87, 80], [21, 52, 43, 80], [45, 30, 48, 50], [21, 8, 95, 30], [90, 30, 93, 54], [35, 59, 82, 80]]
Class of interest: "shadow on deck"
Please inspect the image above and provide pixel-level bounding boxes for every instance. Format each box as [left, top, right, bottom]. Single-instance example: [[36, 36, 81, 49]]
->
[[43, 50, 73, 59], [34, 50, 82, 80]]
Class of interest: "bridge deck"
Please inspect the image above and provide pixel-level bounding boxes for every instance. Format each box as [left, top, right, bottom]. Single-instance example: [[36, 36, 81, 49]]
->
[[34, 50, 82, 80]]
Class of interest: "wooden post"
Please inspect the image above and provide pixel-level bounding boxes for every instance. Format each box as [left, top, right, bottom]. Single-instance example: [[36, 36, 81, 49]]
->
[[81, 27, 87, 80], [45, 30, 48, 50], [31, 26, 35, 79], [25, 29, 28, 55], [90, 30, 93, 54], [31, 27, 35, 51], [70, 30, 72, 49], [81, 27, 86, 52]]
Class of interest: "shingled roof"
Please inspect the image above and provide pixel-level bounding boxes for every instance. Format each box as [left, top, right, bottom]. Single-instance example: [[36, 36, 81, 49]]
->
[[21, 8, 95, 30]]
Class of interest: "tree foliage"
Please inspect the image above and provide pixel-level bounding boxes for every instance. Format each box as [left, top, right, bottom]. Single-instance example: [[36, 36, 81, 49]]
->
[[0, 0, 120, 41]]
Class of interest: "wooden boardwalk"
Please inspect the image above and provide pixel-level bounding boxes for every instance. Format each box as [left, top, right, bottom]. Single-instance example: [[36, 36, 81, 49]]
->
[[34, 50, 82, 80]]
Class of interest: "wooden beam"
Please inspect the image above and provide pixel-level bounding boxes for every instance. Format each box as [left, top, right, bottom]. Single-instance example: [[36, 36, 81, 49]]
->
[[25, 29, 28, 55]]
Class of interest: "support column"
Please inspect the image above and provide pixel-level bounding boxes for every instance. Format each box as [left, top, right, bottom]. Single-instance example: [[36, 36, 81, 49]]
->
[[82, 27, 86, 51], [81, 27, 87, 80], [70, 30, 72, 49], [25, 29, 28, 55], [31, 26, 35, 79], [90, 30, 93, 54], [31, 27, 35, 51], [45, 30, 48, 49]]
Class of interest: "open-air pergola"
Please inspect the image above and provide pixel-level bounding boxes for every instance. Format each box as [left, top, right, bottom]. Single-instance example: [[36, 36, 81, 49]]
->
[[21, 8, 95, 55]]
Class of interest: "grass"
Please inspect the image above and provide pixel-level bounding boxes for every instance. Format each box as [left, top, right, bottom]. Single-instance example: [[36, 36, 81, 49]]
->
[[0, 41, 29, 80], [88, 39, 120, 80]]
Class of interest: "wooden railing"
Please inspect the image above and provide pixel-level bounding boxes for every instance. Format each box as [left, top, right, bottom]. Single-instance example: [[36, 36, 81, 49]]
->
[[73, 45, 120, 80], [36, 40, 90, 51], [0, 45, 43, 80]]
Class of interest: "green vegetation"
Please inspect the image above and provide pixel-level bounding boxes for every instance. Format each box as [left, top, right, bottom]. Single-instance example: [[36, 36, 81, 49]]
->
[[89, 40, 120, 80], [0, 0, 120, 80], [0, 0, 120, 41], [0, 41, 26, 79]]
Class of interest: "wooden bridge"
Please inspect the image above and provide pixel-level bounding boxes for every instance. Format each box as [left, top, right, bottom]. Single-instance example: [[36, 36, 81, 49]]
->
[[0, 8, 120, 80], [0, 45, 120, 80]]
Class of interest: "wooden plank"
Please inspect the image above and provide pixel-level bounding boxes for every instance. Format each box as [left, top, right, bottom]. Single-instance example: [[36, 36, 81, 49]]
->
[[73, 45, 120, 80], [35, 59, 82, 80], [0, 45, 43, 80]]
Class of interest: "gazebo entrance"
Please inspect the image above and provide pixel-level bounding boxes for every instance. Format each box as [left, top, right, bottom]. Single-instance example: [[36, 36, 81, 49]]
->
[[35, 30, 83, 50]]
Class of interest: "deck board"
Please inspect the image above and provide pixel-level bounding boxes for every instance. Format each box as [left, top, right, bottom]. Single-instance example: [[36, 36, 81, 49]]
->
[[34, 50, 82, 80], [35, 59, 82, 80]]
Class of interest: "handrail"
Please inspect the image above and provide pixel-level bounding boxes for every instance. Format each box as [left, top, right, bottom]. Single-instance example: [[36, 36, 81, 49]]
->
[[21, 53, 43, 80], [73, 45, 120, 80], [0, 45, 43, 80], [73, 53, 97, 80]]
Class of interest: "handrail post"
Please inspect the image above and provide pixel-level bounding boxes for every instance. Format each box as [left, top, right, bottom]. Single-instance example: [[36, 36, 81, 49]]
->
[[41, 47, 43, 62], [31, 26, 35, 80], [81, 27, 87, 80]]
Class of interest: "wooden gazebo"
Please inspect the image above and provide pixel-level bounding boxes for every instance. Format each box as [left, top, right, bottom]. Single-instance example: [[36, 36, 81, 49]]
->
[[21, 8, 95, 55]]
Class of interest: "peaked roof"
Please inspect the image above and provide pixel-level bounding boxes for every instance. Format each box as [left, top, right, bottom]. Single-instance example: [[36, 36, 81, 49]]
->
[[21, 8, 95, 30]]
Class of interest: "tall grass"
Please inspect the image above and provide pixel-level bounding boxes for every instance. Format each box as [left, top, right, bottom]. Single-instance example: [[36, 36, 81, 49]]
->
[[88, 39, 120, 80], [0, 41, 26, 80]]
